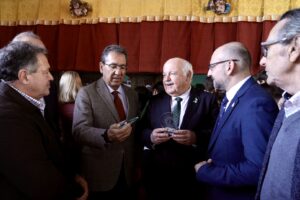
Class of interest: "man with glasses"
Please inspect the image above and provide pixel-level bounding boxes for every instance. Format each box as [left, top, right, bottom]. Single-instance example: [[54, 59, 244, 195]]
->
[[73, 44, 139, 199], [255, 8, 300, 200], [194, 42, 278, 200]]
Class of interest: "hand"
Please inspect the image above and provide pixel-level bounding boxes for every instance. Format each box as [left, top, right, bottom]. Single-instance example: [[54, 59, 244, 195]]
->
[[150, 128, 171, 145], [171, 129, 196, 145], [107, 123, 132, 143], [75, 175, 88, 200], [194, 159, 212, 172]]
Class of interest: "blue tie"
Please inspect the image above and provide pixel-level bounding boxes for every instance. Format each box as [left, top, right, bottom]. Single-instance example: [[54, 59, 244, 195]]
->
[[172, 97, 182, 129], [219, 96, 228, 119]]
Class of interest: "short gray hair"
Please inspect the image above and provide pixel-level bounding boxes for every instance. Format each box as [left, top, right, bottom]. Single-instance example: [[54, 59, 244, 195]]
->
[[0, 42, 47, 81], [181, 59, 194, 78], [277, 8, 300, 44]]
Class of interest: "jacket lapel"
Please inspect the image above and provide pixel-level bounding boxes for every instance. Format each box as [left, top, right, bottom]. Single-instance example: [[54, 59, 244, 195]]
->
[[123, 85, 134, 119], [208, 77, 255, 152], [181, 88, 198, 129], [96, 78, 120, 121]]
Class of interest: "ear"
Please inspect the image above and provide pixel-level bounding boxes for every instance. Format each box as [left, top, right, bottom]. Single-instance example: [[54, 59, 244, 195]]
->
[[289, 36, 300, 63], [18, 69, 29, 84], [225, 60, 235, 75], [186, 71, 192, 81], [99, 62, 104, 73]]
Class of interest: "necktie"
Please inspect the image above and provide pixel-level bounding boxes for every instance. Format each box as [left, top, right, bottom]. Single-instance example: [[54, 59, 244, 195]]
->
[[112, 91, 126, 121], [219, 95, 228, 119], [172, 97, 182, 129], [214, 95, 228, 129]]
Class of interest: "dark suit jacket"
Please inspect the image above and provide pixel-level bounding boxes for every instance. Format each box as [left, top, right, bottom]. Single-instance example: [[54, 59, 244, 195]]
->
[[0, 81, 76, 200], [44, 81, 60, 137], [142, 87, 218, 198], [196, 78, 279, 200], [72, 78, 139, 192]]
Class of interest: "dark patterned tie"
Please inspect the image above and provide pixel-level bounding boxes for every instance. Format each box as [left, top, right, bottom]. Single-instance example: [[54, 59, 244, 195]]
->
[[112, 91, 126, 121], [172, 97, 182, 129], [214, 95, 228, 129], [219, 95, 228, 119]]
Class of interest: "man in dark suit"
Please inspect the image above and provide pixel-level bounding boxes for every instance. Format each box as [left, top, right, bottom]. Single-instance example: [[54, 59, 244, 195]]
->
[[11, 31, 61, 137], [72, 44, 139, 199], [0, 42, 86, 199], [141, 57, 219, 200], [194, 42, 279, 200]]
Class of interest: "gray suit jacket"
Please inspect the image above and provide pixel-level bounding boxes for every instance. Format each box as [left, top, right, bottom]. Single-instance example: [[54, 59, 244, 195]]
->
[[255, 110, 300, 200], [72, 78, 139, 192]]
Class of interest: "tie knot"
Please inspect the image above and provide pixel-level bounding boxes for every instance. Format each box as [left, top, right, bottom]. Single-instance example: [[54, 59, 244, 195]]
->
[[175, 97, 182, 103], [221, 96, 228, 107], [112, 90, 119, 96]]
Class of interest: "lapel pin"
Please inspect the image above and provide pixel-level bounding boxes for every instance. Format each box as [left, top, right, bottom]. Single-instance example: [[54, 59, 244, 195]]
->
[[193, 97, 198, 103]]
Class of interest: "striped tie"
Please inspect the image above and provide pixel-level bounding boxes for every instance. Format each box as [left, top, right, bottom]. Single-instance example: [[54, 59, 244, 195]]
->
[[172, 97, 182, 129]]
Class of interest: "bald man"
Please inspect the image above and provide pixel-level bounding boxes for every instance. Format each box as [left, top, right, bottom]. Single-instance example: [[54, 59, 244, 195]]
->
[[141, 57, 218, 200], [194, 42, 278, 200]]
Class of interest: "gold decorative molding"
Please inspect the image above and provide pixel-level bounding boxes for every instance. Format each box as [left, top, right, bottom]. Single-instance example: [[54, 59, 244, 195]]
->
[[0, 0, 297, 26]]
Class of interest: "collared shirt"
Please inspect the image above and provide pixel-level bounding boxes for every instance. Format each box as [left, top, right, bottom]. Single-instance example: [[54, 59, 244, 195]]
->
[[106, 83, 128, 115], [3, 80, 46, 116], [284, 91, 300, 118], [225, 76, 251, 110], [171, 87, 191, 128]]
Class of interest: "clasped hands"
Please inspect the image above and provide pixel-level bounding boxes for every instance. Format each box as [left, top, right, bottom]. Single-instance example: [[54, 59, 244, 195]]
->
[[106, 122, 132, 143], [150, 127, 196, 145]]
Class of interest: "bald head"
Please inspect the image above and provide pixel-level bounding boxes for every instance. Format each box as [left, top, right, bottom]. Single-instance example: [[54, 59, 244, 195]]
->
[[208, 42, 252, 91], [213, 42, 252, 72], [11, 31, 46, 49]]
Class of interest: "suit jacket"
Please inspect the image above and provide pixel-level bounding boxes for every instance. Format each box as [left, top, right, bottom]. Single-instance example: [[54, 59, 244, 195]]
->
[[0, 81, 75, 200], [44, 81, 61, 137], [196, 77, 279, 200], [72, 78, 139, 192], [255, 110, 300, 200], [141, 87, 218, 198]]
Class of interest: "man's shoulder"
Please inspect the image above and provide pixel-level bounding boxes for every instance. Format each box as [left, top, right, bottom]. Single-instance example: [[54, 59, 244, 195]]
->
[[190, 87, 217, 102], [246, 83, 276, 102], [78, 79, 101, 94]]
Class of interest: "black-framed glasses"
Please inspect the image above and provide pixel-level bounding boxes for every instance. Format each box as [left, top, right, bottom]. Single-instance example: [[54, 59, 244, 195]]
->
[[208, 59, 239, 70], [103, 63, 127, 70], [261, 36, 294, 57]]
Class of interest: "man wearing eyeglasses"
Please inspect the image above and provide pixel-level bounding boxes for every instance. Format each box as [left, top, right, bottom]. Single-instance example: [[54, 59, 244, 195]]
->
[[73, 44, 139, 200], [194, 42, 278, 200], [255, 8, 300, 200]]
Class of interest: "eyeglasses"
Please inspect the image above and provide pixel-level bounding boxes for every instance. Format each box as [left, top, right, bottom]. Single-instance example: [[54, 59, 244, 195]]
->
[[261, 36, 294, 57], [208, 59, 239, 70], [103, 63, 127, 70]]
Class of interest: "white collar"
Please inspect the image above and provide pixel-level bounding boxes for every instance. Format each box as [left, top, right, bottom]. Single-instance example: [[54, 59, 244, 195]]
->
[[226, 76, 251, 102]]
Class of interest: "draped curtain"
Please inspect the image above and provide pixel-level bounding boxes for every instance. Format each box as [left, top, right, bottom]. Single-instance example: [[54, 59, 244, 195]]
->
[[0, 0, 297, 74]]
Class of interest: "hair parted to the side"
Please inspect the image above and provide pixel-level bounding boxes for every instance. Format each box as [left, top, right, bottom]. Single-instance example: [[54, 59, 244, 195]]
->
[[100, 44, 128, 64], [58, 71, 82, 103], [278, 8, 300, 44], [0, 42, 47, 81]]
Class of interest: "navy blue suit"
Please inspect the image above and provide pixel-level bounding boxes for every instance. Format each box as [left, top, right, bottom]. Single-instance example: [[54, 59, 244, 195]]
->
[[142, 88, 218, 200], [196, 78, 279, 200]]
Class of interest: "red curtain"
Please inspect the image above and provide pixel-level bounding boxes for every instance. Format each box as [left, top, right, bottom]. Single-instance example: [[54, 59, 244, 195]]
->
[[0, 21, 276, 74]]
